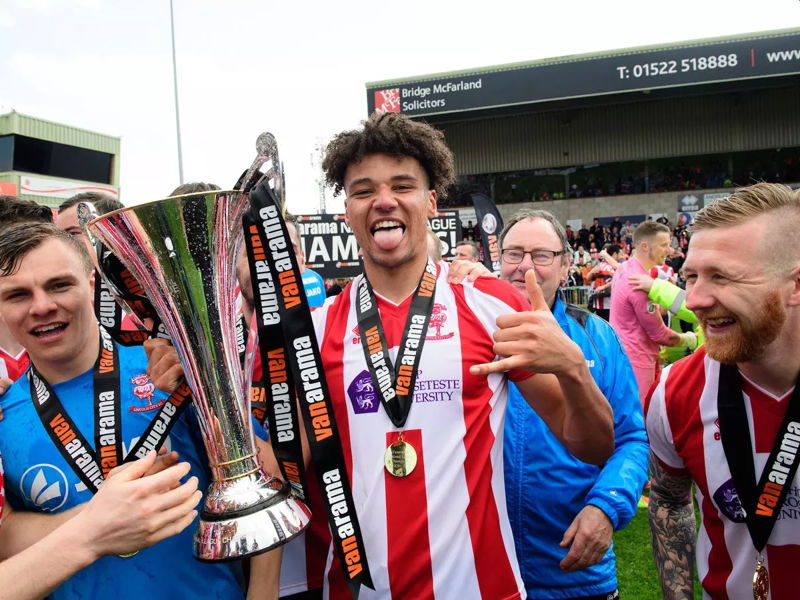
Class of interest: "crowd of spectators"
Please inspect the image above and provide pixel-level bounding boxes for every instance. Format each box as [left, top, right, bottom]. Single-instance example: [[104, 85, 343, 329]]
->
[[562, 216, 687, 288], [440, 149, 800, 207]]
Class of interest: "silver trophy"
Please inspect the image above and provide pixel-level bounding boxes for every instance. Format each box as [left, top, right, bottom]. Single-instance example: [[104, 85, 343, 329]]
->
[[88, 185, 310, 561]]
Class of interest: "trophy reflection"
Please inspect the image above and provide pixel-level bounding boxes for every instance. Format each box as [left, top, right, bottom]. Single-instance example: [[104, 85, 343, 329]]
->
[[88, 188, 310, 561]]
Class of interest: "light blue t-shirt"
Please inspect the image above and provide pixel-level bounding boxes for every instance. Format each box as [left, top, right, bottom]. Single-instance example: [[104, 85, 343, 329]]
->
[[0, 343, 248, 599], [302, 268, 326, 308]]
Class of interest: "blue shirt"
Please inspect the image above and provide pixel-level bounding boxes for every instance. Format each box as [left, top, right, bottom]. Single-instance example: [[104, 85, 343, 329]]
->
[[302, 268, 326, 308], [0, 343, 246, 599], [504, 295, 648, 599]]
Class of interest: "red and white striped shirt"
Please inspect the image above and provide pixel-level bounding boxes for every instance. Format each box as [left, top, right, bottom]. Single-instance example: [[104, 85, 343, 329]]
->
[[647, 349, 800, 600], [312, 262, 530, 600], [0, 347, 29, 382]]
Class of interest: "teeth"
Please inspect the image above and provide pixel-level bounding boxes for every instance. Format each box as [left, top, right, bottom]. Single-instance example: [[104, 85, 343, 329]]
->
[[33, 324, 64, 334], [707, 318, 735, 326], [373, 220, 402, 231]]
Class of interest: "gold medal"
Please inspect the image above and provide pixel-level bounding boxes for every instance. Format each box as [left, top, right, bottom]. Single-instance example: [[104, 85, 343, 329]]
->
[[384, 435, 418, 477], [752, 555, 769, 600]]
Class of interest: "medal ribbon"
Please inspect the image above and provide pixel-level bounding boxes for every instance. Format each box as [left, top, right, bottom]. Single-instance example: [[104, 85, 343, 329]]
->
[[94, 246, 169, 346], [245, 182, 373, 597], [242, 208, 307, 502], [717, 363, 800, 552], [355, 259, 437, 428], [30, 327, 192, 494]]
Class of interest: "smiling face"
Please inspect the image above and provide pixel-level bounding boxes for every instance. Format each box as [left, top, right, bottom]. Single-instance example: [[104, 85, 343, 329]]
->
[[343, 153, 436, 273], [499, 217, 569, 308], [643, 231, 671, 268], [684, 215, 797, 364], [0, 238, 98, 382]]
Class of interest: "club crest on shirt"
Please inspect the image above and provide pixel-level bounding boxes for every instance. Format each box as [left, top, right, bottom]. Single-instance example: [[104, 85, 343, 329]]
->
[[129, 373, 165, 413], [713, 478, 746, 522], [347, 370, 379, 415], [426, 303, 454, 341]]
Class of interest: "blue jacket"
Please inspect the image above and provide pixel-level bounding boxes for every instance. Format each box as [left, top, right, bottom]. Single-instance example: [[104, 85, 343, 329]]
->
[[504, 295, 648, 599]]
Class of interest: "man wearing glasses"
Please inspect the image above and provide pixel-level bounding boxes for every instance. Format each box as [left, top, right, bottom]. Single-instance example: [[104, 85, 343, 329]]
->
[[499, 209, 648, 600]]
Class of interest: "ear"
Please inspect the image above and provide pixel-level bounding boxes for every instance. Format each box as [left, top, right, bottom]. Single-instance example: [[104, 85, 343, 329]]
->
[[427, 189, 437, 218], [787, 264, 800, 307]]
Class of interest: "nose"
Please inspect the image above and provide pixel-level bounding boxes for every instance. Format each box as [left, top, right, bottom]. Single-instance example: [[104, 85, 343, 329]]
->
[[29, 289, 57, 316], [685, 277, 713, 312], [516, 253, 537, 276], [373, 184, 398, 211]]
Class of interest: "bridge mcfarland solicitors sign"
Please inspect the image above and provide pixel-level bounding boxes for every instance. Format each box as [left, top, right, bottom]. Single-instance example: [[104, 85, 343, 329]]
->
[[367, 29, 800, 118]]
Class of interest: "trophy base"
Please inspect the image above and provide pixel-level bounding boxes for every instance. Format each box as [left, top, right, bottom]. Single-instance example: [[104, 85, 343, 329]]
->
[[193, 472, 311, 561]]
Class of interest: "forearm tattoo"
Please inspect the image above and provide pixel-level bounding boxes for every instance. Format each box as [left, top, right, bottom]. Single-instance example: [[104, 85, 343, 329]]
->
[[647, 451, 696, 600]]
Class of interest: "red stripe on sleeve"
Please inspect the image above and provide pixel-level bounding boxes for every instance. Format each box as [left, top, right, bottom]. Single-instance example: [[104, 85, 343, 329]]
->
[[471, 276, 529, 313]]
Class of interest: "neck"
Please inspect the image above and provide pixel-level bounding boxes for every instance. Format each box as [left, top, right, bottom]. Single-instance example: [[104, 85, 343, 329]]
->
[[363, 253, 429, 304], [0, 319, 24, 356], [33, 329, 100, 385], [737, 331, 800, 396], [633, 250, 653, 271]]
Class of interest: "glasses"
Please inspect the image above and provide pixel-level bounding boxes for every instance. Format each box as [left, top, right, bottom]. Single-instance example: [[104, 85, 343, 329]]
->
[[501, 248, 566, 266]]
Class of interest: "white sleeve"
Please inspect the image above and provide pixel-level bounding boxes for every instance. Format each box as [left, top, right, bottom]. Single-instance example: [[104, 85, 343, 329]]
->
[[645, 367, 686, 470]]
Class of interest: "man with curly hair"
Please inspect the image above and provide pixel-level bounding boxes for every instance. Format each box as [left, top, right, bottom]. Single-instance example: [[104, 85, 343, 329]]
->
[[312, 112, 614, 599]]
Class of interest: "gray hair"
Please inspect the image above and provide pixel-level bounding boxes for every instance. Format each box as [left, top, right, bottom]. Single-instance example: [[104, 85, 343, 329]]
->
[[499, 208, 571, 265]]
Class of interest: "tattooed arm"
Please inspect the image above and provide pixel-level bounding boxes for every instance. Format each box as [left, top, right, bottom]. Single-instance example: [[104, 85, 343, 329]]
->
[[648, 451, 696, 600]]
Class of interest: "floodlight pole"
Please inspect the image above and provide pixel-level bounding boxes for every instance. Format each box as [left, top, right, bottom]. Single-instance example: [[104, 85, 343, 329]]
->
[[170, 0, 184, 184]]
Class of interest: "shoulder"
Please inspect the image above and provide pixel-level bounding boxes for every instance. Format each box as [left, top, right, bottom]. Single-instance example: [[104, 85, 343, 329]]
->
[[304, 268, 324, 285], [461, 274, 529, 313], [0, 376, 33, 419], [647, 349, 709, 416], [312, 280, 354, 328], [568, 305, 623, 345]]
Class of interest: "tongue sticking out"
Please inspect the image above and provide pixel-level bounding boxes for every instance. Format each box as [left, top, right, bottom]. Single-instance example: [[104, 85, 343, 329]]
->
[[373, 227, 404, 251]]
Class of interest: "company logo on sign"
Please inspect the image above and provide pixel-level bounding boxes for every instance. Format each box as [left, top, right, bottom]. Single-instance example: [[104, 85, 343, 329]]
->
[[20, 464, 69, 512], [374, 89, 401, 113], [347, 370, 379, 414], [481, 213, 497, 235], [678, 194, 700, 212]]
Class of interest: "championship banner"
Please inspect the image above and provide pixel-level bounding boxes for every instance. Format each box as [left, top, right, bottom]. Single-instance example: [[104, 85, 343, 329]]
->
[[470, 193, 503, 275], [297, 211, 462, 279]]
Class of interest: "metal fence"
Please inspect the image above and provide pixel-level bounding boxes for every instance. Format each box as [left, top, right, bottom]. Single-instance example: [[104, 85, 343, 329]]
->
[[561, 286, 592, 308]]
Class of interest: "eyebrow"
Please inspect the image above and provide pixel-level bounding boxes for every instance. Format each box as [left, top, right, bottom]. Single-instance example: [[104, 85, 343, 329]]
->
[[347, 174, 420, 189], [0, 273, 79, 295], [503, 244, 557, 252]]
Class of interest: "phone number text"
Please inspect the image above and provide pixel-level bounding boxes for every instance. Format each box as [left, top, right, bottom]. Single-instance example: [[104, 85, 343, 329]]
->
[[616, 53, 739, 80]]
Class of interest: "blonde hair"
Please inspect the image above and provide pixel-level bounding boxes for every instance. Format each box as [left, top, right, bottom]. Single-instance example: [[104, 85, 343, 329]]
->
[[692, 183, 800, 272], [692, 182, 800, 231], [632, 220, 669, 246]]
